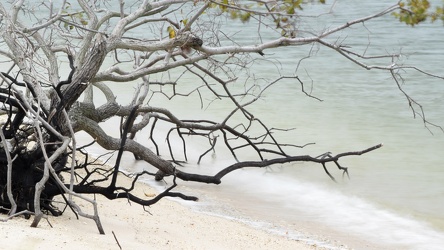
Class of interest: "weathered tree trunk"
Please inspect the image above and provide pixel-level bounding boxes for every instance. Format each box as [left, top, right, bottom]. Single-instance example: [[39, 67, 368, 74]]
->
[[49, 34, 108, 135], [0, 35, 107, 218]]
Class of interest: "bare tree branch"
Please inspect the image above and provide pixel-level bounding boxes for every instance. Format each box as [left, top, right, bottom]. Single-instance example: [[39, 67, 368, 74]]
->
[[0, 0, 440, 235]]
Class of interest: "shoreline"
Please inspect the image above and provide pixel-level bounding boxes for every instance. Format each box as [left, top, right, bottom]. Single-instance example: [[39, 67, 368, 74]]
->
[[2, 160, 442, 250], [2, 150, 434, 250], [0, 173, 319, 250]]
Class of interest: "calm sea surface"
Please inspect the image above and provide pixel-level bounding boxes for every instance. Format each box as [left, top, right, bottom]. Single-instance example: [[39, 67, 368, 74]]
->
[[3, 0, 441, 249], [67, 0, 443, 249]]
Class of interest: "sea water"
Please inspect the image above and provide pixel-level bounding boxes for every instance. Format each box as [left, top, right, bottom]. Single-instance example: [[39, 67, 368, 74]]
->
[[16, 0, 443, 249], [113, 1, 444, 249]]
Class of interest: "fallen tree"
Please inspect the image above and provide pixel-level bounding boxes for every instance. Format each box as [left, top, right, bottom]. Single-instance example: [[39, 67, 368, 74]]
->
[[0, 0, 442, 233]]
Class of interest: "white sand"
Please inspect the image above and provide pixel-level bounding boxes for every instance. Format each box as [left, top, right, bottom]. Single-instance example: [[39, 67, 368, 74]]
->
[[0, 174, 317, 250]]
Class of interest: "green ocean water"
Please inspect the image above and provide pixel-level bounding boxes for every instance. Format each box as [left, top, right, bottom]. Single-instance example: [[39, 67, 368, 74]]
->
[[4, 0, 443, 249]]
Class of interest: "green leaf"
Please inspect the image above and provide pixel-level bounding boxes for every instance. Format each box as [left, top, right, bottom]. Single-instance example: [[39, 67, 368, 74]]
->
[[240, 12, 251, 23], [220, 0, 228, 11]]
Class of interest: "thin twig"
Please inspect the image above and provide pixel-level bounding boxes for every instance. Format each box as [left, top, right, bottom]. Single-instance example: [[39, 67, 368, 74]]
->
[[112, 231, 122, 250]]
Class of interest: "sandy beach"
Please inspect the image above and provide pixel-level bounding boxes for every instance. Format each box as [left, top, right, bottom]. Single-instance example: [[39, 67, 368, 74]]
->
[[0, 172, 319, 250]]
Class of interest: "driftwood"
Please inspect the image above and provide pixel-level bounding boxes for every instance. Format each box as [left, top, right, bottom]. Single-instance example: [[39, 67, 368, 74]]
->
[[6, 0, 440, 235]]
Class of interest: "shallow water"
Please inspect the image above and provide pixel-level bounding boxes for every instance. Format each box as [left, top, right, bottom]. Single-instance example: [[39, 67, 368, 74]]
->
[[69, 0, 444, 249], [2, 0, 443, 248]]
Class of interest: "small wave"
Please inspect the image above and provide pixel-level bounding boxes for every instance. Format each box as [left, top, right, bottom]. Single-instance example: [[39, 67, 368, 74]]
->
[[148, 168, 444, 250]]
